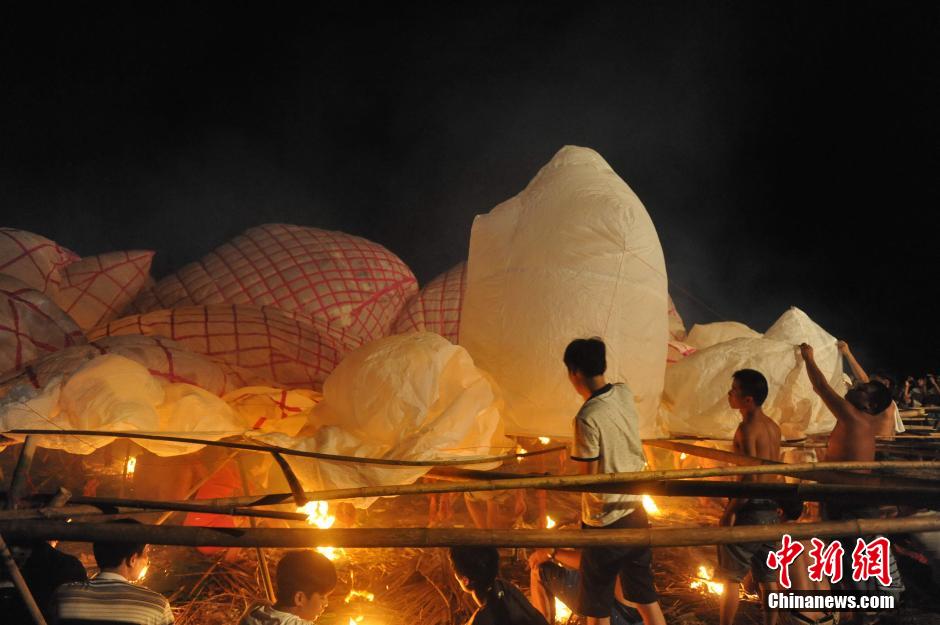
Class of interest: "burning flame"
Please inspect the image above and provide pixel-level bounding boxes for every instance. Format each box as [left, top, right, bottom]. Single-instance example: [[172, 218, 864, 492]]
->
[[345, 589, 375, 603], [516, 447, 527, 462], [136, 564, 149, 581], [545, 515, 557, 529], [298, 501, 344, 561], [538, 437, 551, 444], [554, 598, 572, 623], [690, 565, 724, 596], [348, 617, 365, 625], [679, 452, 688, 461], [125, 456, 137, 476], [641, 495, 660, 516]]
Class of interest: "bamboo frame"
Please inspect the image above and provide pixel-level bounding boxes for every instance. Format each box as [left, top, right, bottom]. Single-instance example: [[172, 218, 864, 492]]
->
[[1, 516, 938, 549]]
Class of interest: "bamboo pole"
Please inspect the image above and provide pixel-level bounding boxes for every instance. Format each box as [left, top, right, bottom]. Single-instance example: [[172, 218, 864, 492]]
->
[[7, 429, 563, 467], [6, 436, 38, 510], [257, 459, 940, 503], [0, 531, 47, 625], [238, 455, 276, 604], [644, 439, 939, 488], [5, 476, 939, 524], [1, 516, 939, 549]]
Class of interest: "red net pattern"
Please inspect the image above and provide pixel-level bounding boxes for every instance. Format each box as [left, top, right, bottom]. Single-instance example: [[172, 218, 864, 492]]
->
[[131, 224, 417, 343], [55, 250, 154, 331], [88, 305, 354, 390], [0, 228, 79, 295], [393, 262, 465, 343], [0, 276, 86, 376]]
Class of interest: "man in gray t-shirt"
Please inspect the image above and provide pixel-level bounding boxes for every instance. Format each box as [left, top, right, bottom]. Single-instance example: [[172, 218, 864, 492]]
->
[[562, 338, 665, 625]]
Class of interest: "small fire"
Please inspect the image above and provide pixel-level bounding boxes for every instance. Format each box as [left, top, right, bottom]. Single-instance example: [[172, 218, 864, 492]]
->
[[298, 501, 344, 561], [516, 447, 527, 462], [554, 597, 572, 623], [345, 589, 375, 603], [679, 452, 688, 461], [137, 564, 149, 581], [545, 515, 557, 529], [125, 456, 137, 476], [641, 495, 660, 516], [690, 565, 724, 596], [538, 437, 551, 444], [348, 617, 365, 625]]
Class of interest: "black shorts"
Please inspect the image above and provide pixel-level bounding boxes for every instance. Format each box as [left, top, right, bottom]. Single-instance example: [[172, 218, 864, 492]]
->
[[577, 507, 658, 616]]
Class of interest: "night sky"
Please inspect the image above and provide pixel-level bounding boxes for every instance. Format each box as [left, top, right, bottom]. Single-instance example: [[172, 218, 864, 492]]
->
[[1, 3, 937, 375]]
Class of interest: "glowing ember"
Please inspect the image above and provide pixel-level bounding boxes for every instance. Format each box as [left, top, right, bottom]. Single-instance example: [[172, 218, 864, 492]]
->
[[538, 437, 551, 444], [125, 456, 137, 476], [679, 452, 688, 460], [545, 515, 557, 529], [641, 495, 660, 515], [690, 565, 724, 596], [298, 501, 343, 561], [345, 589, 375, 603], [554, 597, 572, 623]]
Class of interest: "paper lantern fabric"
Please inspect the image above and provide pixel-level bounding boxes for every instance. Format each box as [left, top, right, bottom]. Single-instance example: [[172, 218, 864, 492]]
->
[[660, 307, 843, 440], [54, 250, 154, 330], [0, 353, 244, 455], [393, 262, 466, 343], [0, 228, 79, 296], [666, 295, 696, 364], [251, 332, 507, 498], [0, 275, 86, 376], [89, 305, 353, 390], [686, 321, 762, 351], [460, 146, 669, 438], [131, 224, 417, 343]]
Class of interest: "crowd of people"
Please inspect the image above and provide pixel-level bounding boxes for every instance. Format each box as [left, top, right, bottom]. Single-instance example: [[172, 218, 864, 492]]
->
[[0, 337, 935, 625]]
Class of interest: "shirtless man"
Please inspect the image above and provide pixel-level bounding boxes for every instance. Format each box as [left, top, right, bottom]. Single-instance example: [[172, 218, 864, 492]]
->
[[800, 343, 889, 464], [715, 369, 782, 625], [837, 340, 904, 438]]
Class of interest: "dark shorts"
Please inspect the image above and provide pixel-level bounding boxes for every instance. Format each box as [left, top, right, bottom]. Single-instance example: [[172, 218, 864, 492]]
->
[[577, 507, 658, 616], [821, 505, 904, 597], [715, 500, 780, 584], [538, 563, 642, 625]]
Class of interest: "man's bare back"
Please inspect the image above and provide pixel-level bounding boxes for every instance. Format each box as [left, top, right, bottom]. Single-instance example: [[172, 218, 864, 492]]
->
[[734, 414, 781, 483]]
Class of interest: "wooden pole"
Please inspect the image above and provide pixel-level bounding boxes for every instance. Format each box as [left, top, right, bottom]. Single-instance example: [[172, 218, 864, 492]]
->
[[7, 429, 564, 467], [238, 455, 276, 604], [5, 436, 38, 510], [1, 516, 939, 549], [0, 531, 47, 625], [644, 439, 938, 488], [5, 476, 939, 524], [245, 459, 940, 504]]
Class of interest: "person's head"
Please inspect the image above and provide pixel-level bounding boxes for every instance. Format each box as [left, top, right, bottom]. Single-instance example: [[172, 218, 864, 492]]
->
[[563, 338, 606, 395], [449, 547, 499, 602], [870, 371, 895, 390], [728, 369, 769, 411], [92, 519, 149, 580], [845, 381, 893, 415], [275, 550, 337, 621], [778, 499, 805, 522]]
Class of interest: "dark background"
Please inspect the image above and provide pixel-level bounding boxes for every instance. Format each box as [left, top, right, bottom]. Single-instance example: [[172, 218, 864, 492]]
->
[[1, 3, 937, 375]]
